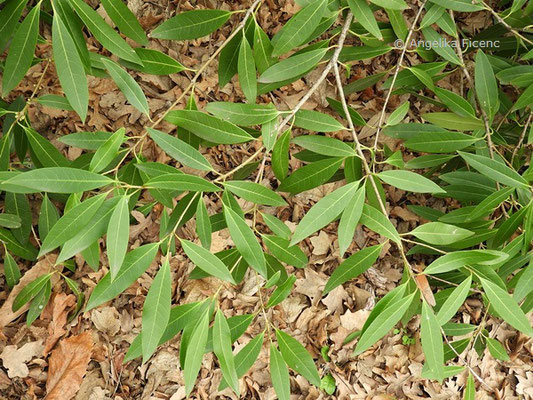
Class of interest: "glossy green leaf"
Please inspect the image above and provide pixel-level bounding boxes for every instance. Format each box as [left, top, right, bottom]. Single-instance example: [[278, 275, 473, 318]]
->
[[421, 112, 484, 130], [369, 0, 408, 10], [377, 170, 445, 193], [142, 259, 171, 362], [410, 222, 473, 245], [270, 344, 290, 400], [421, 27, 461, 65], [486, 337, 510, 361], [181, 239, 235, 283], [107, 195, 130, 281], [165, 110, 253, 144], [463, 373, 475, 400], [2, 5, 40, 97], [404, 131, 480, 153], [25, 127, 70, 167], [12, 273, 53, 312], [436, 275, 471, 325], [52, 13, 88, 122], [475, 50, 499, 119], [213, 310, 240, 394], [421, 301, 444, 382], [224, 180, 286, 206], [0, 0, 28, 51], [258, 48, 327, 83], [458, 152, 528, 188], [324, 244, 383, 294], [184, 309, 210, 396], [0, 214, 21, 229], [86, 243, 159, 310], [276, 329, 320, 386], [338, 185, 366, 256], [294, 110, 346, 132], [101, 0, 148, 45], [348, 0, 382, 40], [219, 332, 264, 390], [58, 131, 114, 150], [238, 34, 257, 103], [147, 173, 219, 192], [4, 251, 21, 289], [26, 279, 51, 326], [205, 102, 278, 126], [468, 187, 515, 221], [290, 181, 358, 245], [272, 129, 291, 180], [123, 48, 187, 74], [514, 258, 533, 302], [148, 128, 212, 171], [261, 213, 292, 240], [151, 9, 231, 40], [224, 206, 267, 277], [267, 275, 296, 307], [293, 135, 355, 157], [263, 235, 307, 268], [434, 87, 475, 118], [253, 22, 275, 74], [4, 192, 31, 244], [277, 157, 343, 194], [196, 197, 212, 249], [90, 128, 125, 173], [360, 204, 401, 244], [425, 250, 508, 274], [386, 102, 410, 126]]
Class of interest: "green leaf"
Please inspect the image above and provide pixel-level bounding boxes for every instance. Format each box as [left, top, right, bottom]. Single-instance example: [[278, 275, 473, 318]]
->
[[0, 214, 21, 229], [360, 204, 401, 244], [39, 193, 106, 256], [421, 112, 484, 130], [4, 192, 31, 244], [219, 34, 241, 88], [277, 157, 343, 194], [427, 0, 483, 11], [165, 110, 253, 144], [184, 308, 210, 396], [0, 228, 38, 261], [142, 259, 171, 362], [293, 135, 355, 157], [276, 329, 320, 386], [338, 185, 366, 256], [354, 292, 415, 355], [324, 244, 383, 294], [68, 0, 141, 64], [463, 373, 475, 400], [267, 275, 297, 307], [25, 127, 70, 168], [213, 310, 240, 394], [0, 167, 113, 194], [224, 206, 267, 277], [272, 129, 291, 180], [410, 222, 473, 245], [468, 187, 515, 221], [122, 48, 187, 75], [90, 128, 125, 173], [425, 250, 508, 274], [0, 0, 28, 51], [386, 102, 410, 126], [205, 102, 278, 126], [224, 180, 286, 206], [12, 273, 53, 312], [404, 131, 480, 153], [511, 83, 533, 111], [101, 58, 149, 115], [58, 131, 114, 150], [146, 173, 220, 192], [52, 13, 88, 122], [421, 27, 462, 65], [261, 213, 291, 240], [369, 0, 408, 10], [408, 67, 435, 91], [458, 152, 528, 188], [434, 87, 475, 118], [436, 275, 472, 325], [339, 44, 392, 63], [181, 239, 235, 283], [258, 48, 327, 83], [480, 277, 533, 336], [475, 50, 499, 119], [348, 0, 382, 40], [2, 4, 40, 97], [290, 181, 358, 245], [151, 9, 231, 40], [514, 258, 533, 302], [196, 197, 212, 249], [271, 0, 327, 56], [101, 0, 148, 45], [3, 251, 21, 289], [107, 195, 130, 281], [86, 243, 159, 310], [262, 235, 307, 268], [253, 22, 275, 74], [238, 34, 257, 103], [147, 128, 212, 171], [377, 170, 445, 193], [270, 344, 290, 400], [486, 337, 510, 361], [219, 333, 264, 390], [294, 110, 346, 133], [26, 279, 51, 326], [421, 302, 444, 382]]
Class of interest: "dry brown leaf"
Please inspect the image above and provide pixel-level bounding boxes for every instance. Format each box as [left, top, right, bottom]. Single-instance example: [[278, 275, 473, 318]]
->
[[0, 341, 44, 378], [45, 331, 93, 400], [43, 293, 76, 355]]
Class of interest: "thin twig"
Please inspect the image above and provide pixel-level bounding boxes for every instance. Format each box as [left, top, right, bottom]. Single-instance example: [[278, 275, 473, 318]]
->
[[511, 111, 532, 164]]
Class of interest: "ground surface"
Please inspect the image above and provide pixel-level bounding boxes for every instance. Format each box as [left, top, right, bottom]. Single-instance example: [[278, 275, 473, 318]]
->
[[1, 0, 532, 399]]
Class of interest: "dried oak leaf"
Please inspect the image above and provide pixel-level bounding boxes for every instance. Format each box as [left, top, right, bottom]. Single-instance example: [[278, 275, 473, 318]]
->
[[43, 293, 76, 355], [45, 331, 93, 400], [0, 341, 44, 378]]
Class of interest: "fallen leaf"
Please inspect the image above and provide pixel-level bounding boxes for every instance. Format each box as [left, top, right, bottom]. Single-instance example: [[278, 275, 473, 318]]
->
[[0, 341, 44, 378], [46, 331, 93, 400], [43, 293, 76, 355]]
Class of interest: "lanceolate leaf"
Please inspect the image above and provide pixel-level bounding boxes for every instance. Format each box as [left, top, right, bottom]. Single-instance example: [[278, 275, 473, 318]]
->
[[348, 0, 382, 40], [25, 127, 70, 167], [324, 244, 383, 294], [277, 157, 343, 194], [272, 129, 291, 180], [181, 239, 236, 283], [165, 110, 253, 144], [0, 0, 28, 51], [480, 277, 533, 336], [224, 206, 267, 277], [425, 250, 508, 274], [86, 243, 159, 310], [270, 344, 290, 400], [293, 135, 355, 157], [238, 34, 257, 103], [196, 198, 212, 249], [147, 128, 212, 171], [52, 13, 88, 122], [107, 195, 130, 281], [475, 50, 499, 120], [147, 173, 220, 192], [205, 102, 278, 126], [458, 152, 528, 188], [2, 4, 40, 97], [410, 222, 473, 245], [142, 259, 171, 362], [377, 170, 445, 193], [184, 309, 210, 396], [213, 310, 240, 395], [90, 128, 125, 173], [101, 0, 148, 45], [404, 131, 480, 153], [276, 329, 321, 386], [262, 235, 307, 268], [151, 9, 232, 40], [101, 58, 149, 115], [258, 48, 327, 83], [12, 273, 53, 312], [290, 181, 358, 245], [224, 180, 286, 206], [338, 185, 365, 256], [421, 302, 444, 382], [360, 204, 401, 244], [436, 275, 472, 325], [4, 251, 21, 289]]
